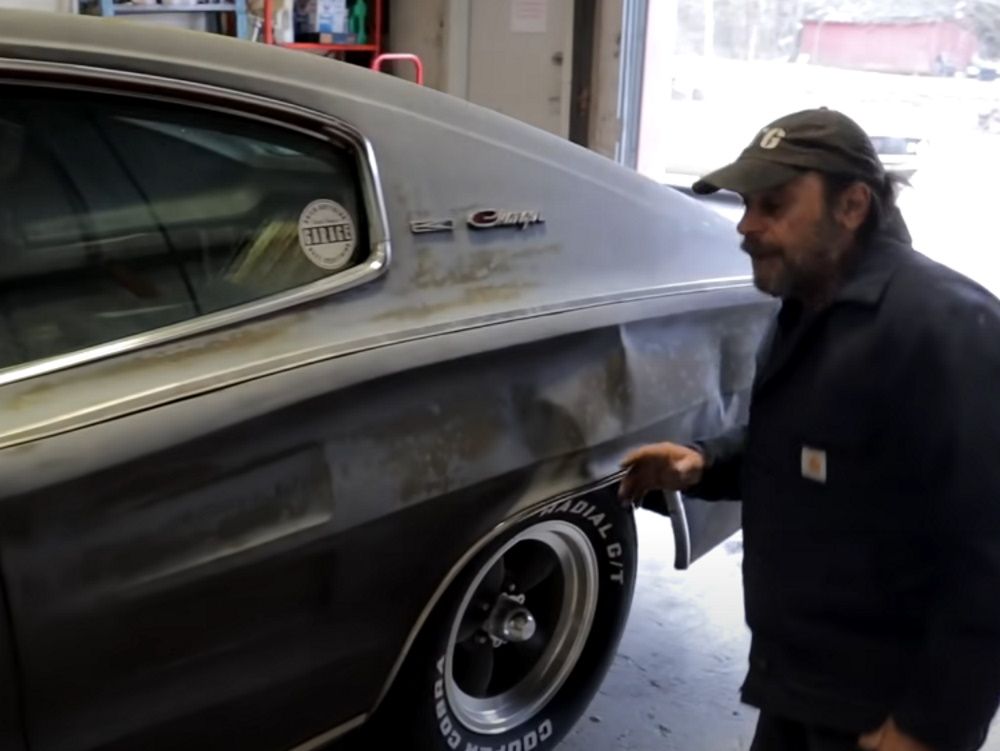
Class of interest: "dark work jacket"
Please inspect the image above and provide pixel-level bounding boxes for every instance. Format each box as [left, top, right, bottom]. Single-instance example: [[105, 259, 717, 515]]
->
[[689, 226, 1000, 751]]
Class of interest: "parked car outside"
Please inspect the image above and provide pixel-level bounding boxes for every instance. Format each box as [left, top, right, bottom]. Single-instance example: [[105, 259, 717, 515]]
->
[[657, 58, 930, 189], [0, 10, 773, 751]]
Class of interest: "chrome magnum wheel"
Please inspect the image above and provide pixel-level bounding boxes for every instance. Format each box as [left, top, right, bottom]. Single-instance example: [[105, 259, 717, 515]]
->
[[445, 521, 600, 734], [376, 485, 637, 751]]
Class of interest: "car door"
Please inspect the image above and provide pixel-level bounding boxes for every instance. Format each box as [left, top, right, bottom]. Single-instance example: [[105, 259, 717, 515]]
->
[[0, 67, 393, 751]]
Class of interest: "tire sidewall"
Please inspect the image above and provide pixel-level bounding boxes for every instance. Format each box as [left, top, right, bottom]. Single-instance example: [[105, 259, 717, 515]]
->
[[414, 486, 637, 751]]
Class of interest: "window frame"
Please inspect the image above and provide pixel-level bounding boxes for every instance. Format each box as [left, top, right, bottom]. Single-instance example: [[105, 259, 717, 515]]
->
[[0, 58, 392, 388]]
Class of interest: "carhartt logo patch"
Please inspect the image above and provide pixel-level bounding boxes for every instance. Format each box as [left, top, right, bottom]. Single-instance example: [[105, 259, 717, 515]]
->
[[760, 127, 787, 150], [801, 446, 827, 483]]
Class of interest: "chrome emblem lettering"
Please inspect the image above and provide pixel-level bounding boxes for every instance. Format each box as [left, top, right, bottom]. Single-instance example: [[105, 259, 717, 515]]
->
[[410, 218, 456, 234], [468, 209, 544, 230]]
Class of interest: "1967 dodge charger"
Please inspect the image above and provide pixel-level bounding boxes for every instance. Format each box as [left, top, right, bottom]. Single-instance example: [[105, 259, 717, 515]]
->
[[0, 10, 773, 751]]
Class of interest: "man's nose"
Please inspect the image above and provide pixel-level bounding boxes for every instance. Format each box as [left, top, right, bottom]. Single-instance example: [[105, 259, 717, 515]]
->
[[737, 208, 761, 237]]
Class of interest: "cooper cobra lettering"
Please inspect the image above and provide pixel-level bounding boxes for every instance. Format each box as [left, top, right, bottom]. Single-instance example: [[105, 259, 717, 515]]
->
[[435, 658, 555, 749]]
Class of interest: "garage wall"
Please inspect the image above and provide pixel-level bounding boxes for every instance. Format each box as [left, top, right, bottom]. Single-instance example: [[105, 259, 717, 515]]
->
[[387, 0, 624, 158], [588, 0, 623, 159], [386, 0, 448, 88]]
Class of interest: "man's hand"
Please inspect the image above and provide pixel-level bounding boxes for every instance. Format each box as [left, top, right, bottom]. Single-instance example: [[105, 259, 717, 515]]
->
[[858, 718, 935, 751], [618, 442, 705, 505]]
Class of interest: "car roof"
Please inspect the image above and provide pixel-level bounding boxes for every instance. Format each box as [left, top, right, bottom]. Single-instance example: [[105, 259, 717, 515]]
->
[[0, 8, 403, 100], [0, 9, 573, 163]]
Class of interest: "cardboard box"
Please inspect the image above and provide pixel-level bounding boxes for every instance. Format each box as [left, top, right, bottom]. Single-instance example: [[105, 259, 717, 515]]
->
[[310, 31, 359, 45], [294, 0, 348, 36]]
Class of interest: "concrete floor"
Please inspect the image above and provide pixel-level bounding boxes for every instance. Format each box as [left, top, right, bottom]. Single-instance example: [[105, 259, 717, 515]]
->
[[557, 511, 756, 751]]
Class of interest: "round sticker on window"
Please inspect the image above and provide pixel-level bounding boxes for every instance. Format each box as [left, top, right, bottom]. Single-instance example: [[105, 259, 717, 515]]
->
[[297, 199, 358, 270]]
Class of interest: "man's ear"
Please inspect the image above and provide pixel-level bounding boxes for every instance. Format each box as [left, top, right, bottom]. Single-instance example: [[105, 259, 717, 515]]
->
[[837, 181, 872, 232]]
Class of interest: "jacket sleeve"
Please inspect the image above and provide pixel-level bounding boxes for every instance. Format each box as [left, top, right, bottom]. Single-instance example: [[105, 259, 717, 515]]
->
[[893, 296, 1000, 751], [684, 425, 746, 501]]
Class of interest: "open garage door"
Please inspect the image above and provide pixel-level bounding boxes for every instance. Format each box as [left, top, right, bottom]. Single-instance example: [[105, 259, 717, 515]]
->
[[623, 0, 1000, 296]]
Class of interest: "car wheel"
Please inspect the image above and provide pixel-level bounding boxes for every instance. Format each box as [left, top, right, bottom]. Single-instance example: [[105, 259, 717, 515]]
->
[[379, 484, 637, 750]]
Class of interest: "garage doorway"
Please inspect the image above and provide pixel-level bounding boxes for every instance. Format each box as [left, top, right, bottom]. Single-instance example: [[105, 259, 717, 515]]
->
[[625, 0, 1000, 294]]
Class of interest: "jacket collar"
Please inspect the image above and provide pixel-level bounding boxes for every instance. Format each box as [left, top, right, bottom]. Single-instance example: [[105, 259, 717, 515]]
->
[[832, 240, 906, 307], [753, 214, 913, 394], [830, 208, 912, 307]]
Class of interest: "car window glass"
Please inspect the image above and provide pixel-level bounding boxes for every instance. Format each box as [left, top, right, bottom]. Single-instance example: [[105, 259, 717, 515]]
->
[[0, 86, 368, 370]]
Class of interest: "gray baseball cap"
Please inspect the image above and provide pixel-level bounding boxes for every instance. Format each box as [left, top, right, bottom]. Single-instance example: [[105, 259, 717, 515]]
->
[[692, 108, 886, 195]]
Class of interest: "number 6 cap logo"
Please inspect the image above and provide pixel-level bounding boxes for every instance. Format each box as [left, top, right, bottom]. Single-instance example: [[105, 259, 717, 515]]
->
[[760, 127, 787, 150]]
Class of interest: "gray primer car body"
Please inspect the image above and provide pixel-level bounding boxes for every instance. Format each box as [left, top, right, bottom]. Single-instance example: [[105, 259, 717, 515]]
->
[[0, 11, 774, 751]]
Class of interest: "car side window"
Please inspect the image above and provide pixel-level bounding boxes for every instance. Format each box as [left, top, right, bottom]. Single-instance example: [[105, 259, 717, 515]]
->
[[0, 86, 369, 370]]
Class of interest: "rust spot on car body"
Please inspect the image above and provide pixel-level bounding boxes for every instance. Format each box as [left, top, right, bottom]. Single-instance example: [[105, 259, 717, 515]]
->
[[411, 244, 561, 289], [340, 396, 508, 506], [2, 313, 302, 414], [372, 282, 538, 322]]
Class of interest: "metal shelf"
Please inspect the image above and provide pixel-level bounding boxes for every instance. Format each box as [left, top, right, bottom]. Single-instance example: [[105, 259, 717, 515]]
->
[[90, 1, 249, 39], [111, 4, 238, 13], [279, 42, 378, 53], [262, 0, 384, 61]]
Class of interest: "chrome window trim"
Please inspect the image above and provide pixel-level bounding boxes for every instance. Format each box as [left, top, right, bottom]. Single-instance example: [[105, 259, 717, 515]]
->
[[0, 58, 391, 389]]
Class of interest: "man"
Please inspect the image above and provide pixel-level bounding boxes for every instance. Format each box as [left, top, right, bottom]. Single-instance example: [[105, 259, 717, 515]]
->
[[619, 108, 1000, 751]]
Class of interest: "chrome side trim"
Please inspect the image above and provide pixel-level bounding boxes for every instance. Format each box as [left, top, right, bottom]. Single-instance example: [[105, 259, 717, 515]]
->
[[368, 472, 627, 715], [666, 490, 692, 570], [285, 713, 367, 751], [0, 247, 388, 389], [0, 58, 392, 389], [0, 278, 756, 450]]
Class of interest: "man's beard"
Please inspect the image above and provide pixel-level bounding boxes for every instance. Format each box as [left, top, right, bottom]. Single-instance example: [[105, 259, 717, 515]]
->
[[741, 213, 847, 304], [742, 238, 794, 298]]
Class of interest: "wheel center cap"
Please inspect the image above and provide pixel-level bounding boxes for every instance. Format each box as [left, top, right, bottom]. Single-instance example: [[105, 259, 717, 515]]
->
[[502, 609, 537, 642], [486, 593, 537, 644]]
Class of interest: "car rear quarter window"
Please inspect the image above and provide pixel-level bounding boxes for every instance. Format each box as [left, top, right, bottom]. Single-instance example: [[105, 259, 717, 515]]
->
[[0, 86, 369, 369]]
